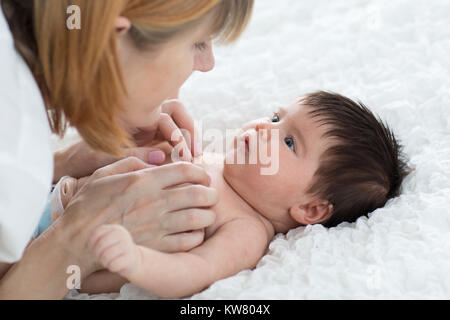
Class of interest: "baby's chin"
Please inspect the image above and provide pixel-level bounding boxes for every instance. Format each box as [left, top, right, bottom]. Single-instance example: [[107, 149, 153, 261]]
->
[[222, 145, 263, 196], [222, 161, 279, 226], [222, 151, 247, 184], [222, 160, 255, 206]]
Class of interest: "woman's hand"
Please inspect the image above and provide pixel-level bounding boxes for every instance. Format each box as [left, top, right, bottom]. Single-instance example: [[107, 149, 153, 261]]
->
[[61, 157, 218, 273], [53, 140, 167, 184], [53, 100, 201, 184], [132, 100, 202, 158]]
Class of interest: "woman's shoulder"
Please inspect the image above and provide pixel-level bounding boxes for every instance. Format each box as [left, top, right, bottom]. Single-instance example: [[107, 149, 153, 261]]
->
[[0, 5, 12, 42], [0, 0, 52, 201], [0, 6, 52, 171]]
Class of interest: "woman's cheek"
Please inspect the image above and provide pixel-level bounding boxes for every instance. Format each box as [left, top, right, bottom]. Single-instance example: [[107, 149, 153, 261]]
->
[[171, 52, 195, 83]]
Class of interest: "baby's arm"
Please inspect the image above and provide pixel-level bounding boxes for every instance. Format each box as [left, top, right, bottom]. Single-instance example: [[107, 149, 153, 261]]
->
[[90, 218, 269, 298]]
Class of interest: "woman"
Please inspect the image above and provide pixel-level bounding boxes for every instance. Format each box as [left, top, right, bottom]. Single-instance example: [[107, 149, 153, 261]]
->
[[0, 0, 253, 299]]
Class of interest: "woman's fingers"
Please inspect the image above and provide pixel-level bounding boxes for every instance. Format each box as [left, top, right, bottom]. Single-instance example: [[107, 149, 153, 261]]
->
[[97, 147, 166, 168], [92, 156, 153, 179], [163, 185, 219, 212], [163, 209, 216, 234], [146, 162, 212, 189], [121, 163, 216, 217], [80, 162, 214, 224], [158, 113, 192, 162], [65, 158, 219, 257], [119, 208, 215, 247], [127, 148, 166, 166], [162, 100, 200, 157], [54, 140, 166, 183], [160, 230, 206, 253]]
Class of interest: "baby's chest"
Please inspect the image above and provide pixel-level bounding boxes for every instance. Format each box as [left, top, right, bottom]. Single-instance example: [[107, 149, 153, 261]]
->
[[200, 158, 258, 239]]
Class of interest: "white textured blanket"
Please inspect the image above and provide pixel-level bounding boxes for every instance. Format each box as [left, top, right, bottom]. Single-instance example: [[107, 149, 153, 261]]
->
[[64, 0, 450, 299]]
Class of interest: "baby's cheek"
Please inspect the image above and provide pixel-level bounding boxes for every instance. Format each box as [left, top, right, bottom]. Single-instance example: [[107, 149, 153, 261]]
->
[[247, 169, 276, 193], [267, 164, 302, 197]]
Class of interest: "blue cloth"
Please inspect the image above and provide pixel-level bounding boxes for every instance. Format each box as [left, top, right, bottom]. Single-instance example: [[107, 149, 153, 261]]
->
[[33, 195, 52, 238]]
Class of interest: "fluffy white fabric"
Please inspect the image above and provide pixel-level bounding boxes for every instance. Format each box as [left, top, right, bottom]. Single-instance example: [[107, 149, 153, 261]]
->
[[64, 0, 450, 299]]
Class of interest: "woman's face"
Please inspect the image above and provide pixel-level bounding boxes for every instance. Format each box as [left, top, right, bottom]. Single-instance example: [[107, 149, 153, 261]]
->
[[115, 17, 215, 133]]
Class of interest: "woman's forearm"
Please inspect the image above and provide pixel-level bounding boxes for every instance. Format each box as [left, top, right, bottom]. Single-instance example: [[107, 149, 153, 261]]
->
[[0, 263, 12, 280], [52, 140, 101, 184], [0, 224, 92, 299]]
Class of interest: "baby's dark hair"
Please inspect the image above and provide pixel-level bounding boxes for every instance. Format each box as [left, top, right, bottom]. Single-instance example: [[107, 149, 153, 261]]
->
[[302, 91, 410, 228]]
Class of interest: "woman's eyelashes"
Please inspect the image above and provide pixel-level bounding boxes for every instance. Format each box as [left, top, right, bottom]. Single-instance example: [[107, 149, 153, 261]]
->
[[271, 112, 296, 152], [194, 41, 208, 51]]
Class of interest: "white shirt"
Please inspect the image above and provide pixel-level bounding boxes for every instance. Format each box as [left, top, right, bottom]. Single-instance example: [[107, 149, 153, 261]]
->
[[0, 8, 53, 263]]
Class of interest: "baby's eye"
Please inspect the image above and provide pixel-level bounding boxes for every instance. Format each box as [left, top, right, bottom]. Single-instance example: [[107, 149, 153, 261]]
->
[[285, 137, 295, 151], [271, 113, 280, 123]]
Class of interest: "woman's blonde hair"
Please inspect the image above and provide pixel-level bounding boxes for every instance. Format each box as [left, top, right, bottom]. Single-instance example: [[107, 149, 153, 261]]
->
[[2, 0, 253, 156]]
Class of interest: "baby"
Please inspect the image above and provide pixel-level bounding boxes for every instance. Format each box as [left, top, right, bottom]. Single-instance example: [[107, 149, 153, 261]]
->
[[46, 91, 409, 298]]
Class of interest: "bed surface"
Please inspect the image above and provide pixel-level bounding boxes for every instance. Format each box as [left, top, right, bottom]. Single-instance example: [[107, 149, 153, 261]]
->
[[63, 0, 450, 299]]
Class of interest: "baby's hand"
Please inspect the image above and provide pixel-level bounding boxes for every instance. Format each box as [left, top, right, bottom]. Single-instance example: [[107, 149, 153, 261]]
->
[[89, 224, 141, 278]]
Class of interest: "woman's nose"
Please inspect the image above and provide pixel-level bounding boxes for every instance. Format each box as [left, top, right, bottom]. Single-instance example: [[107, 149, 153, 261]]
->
[[194, 44, 215, 72]]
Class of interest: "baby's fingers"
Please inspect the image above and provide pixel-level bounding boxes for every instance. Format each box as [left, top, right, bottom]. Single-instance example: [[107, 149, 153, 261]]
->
[[99, 243, 134, 274], [88, 225, 136, 274], [88, 224, 119, 252], [107, 253, 135, 275], [99, 243, 125, 269]]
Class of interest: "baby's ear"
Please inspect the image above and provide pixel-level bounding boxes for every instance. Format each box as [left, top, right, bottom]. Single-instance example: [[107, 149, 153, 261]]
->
[[289, 200, 334, 226]]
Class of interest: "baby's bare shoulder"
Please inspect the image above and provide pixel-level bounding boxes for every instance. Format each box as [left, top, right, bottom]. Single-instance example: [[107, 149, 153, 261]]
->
[[194, 215, 270, 255], [189, 216, 271, 277], [221, 216, 271, 245]]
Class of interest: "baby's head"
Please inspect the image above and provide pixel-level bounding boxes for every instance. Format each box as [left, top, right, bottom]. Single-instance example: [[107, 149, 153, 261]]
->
[[223, 91, 409, 232]]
